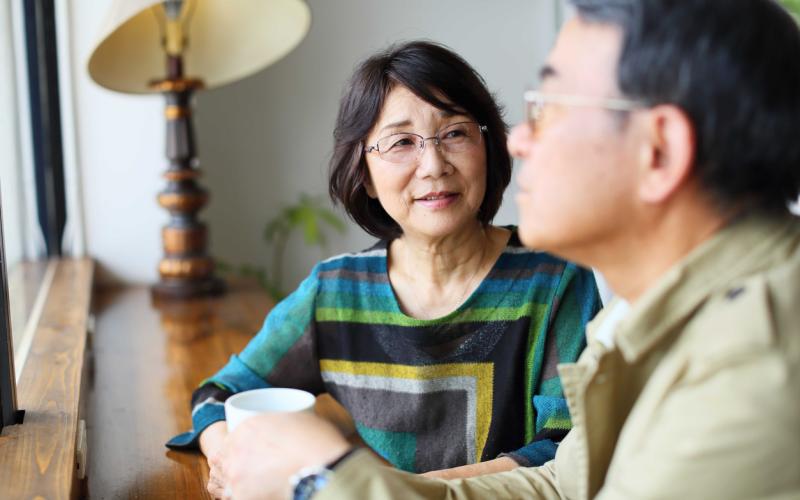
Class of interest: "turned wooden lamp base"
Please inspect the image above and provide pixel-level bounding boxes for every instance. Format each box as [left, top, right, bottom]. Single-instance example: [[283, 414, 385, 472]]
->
[[147, 72, 226, 301], [151, 276, 225, 301]]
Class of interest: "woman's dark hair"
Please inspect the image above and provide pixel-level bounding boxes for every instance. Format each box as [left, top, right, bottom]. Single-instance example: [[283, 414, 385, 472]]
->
[[328, 40, 511, 239], [570, 0, 800, 213]]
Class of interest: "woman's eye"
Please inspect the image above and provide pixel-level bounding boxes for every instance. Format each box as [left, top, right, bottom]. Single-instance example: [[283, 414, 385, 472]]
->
[[389, 137, 415, 149], [442, 126, 469, 140]]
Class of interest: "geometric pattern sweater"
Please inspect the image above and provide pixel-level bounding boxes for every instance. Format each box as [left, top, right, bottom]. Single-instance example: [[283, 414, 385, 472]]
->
[[166, 228, 601, 472]]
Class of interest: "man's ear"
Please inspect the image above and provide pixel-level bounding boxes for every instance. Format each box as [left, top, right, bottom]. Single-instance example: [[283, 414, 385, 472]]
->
[[636, 104, 696, 204]]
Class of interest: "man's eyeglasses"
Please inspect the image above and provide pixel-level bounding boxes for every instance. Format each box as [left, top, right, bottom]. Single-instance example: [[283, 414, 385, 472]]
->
[[364, 121, 487, 165], [524, 90, 644, 126]]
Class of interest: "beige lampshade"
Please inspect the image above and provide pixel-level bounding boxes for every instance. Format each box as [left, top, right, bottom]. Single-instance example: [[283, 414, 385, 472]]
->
[[88, 0, 311, 94]]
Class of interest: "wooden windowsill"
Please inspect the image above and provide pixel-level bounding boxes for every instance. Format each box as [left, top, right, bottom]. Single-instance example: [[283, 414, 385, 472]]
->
[[0, 258, 94, 499]]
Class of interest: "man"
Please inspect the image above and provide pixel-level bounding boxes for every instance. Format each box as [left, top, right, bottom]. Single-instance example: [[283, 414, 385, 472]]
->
[[214, 0, 800, 498]]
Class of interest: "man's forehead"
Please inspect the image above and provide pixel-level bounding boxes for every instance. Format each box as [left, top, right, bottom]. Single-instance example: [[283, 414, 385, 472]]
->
[[540, 16, 624, 95]]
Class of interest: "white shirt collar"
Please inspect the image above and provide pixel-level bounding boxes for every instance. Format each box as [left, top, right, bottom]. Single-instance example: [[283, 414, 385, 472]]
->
[[594, 300, 630, 348]]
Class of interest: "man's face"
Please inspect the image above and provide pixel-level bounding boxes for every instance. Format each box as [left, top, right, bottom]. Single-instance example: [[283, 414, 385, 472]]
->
[[510, 17, 642, 263]]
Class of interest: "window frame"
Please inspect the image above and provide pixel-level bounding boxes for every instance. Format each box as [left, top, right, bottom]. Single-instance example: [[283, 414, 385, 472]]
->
[[1, 0, 73, 433], [23, 0, 67, 257], [0, 202, 23, 432]]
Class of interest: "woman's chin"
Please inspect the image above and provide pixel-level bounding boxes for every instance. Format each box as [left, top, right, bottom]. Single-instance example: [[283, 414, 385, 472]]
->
[[402, 214, 481, 241]]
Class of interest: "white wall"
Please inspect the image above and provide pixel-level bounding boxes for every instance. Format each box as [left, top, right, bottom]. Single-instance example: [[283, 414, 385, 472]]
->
[[72, 0, 559, 289], [71, 2, 165, 284]]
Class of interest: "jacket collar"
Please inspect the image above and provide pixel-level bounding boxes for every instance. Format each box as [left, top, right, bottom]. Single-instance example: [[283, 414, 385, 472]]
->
[[606, 212, 799, 363]]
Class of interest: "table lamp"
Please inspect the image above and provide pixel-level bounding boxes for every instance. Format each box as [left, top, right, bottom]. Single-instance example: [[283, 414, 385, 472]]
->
[[87, 0, 311, 299]]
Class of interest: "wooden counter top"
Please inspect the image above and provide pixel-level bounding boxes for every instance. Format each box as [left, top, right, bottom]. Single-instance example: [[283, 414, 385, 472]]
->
[[87, 281, 362, 499], [87, 282, 273, 499]]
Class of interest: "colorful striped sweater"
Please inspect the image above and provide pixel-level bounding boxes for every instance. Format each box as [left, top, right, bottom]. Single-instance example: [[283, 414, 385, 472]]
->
[[167, 229, 601, 472]]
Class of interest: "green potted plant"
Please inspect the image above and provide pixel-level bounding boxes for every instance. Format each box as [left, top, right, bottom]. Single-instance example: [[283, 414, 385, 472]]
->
[[219, 194, 346, 301]]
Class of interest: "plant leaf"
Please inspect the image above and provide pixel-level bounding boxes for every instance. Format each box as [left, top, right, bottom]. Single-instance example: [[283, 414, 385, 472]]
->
[[302, 209, 321, 245], [264, 218, 289, 242], [316, 208, 347, 233]]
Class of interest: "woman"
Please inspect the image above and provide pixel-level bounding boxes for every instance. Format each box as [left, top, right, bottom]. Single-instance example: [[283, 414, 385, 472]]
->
[[167, 41, 600, 489]]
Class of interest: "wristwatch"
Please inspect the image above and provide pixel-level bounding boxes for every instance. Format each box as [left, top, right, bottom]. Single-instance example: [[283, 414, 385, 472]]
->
[[290, 465, 333, 500], [289, 448, 357, 500]]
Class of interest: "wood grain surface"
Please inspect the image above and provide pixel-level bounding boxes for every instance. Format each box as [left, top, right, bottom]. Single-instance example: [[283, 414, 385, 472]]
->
[[0, 258, 94, 500], [86, 282, 269, 499], [86, 281, 364, 499]]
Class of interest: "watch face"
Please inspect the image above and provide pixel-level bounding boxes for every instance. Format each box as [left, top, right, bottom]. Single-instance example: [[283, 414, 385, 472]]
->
[[293, 469, 332, 500]]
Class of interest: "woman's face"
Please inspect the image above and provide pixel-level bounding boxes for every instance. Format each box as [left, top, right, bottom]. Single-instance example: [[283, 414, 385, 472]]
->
[[363, 86, 487, 241]]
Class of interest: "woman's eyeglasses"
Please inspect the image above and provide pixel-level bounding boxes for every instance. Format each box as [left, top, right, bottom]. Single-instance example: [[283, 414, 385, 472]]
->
[[364, 121, 487, 165]]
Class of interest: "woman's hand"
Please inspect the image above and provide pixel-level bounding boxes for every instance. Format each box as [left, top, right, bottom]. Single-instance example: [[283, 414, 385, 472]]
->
[[421, 456, 519, 480], [199, 421, 229, 498], [218, 411, 351, 500]]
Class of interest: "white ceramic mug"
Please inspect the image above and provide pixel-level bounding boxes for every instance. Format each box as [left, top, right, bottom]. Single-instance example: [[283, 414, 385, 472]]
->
[[224, 387, 316, 432]]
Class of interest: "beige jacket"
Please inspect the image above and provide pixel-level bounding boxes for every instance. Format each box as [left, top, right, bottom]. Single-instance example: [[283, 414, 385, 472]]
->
[[319, 213, 800, 500]]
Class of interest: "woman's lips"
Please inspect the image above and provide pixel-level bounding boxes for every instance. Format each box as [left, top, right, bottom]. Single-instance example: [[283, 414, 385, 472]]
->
[[414, 191, 460, 209]]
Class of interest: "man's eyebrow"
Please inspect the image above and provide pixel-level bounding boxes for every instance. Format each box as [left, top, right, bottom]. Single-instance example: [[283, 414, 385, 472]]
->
[[539, 64, 557, 81]]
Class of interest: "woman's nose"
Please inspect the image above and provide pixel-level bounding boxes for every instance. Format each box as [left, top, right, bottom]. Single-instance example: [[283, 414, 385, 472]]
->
[[507, 122, 535, 159], [415, 140, 450, 178]]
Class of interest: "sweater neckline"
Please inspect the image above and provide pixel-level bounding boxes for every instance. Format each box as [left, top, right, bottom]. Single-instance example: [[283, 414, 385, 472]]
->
[[380, 226, 519, 324]]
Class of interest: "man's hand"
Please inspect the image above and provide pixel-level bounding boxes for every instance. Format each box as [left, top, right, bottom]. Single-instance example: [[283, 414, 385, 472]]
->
[[199, 421, 229, 498], [218, 411, 351, 500]]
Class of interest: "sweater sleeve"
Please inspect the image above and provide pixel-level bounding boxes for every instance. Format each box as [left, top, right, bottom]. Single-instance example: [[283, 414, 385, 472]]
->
[[503, 264, 601, 466], [166, 264, 325, 450]]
